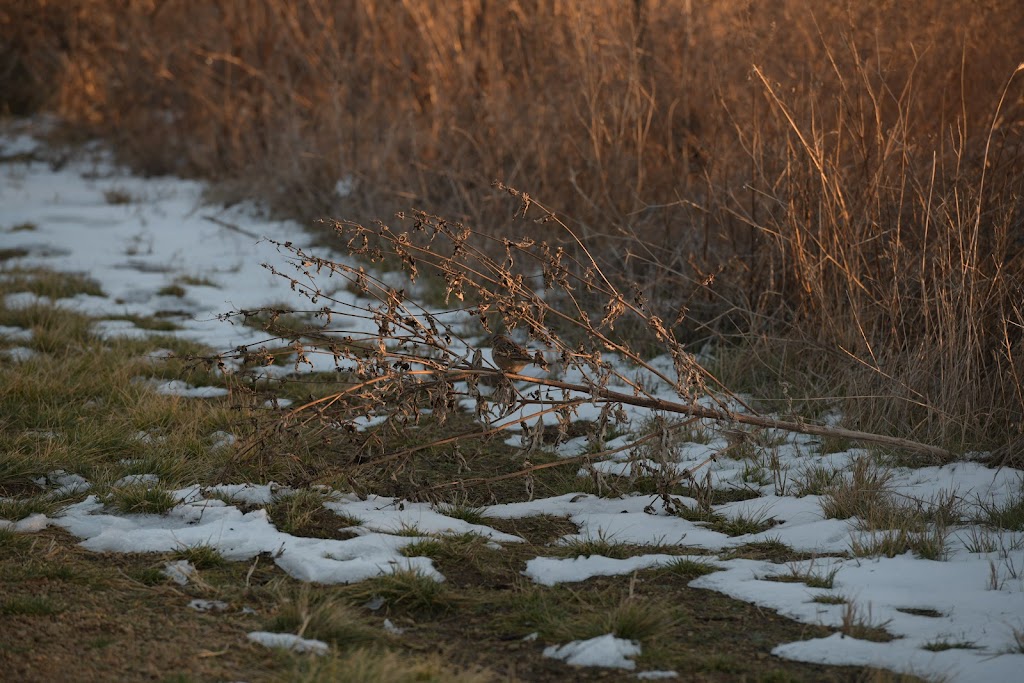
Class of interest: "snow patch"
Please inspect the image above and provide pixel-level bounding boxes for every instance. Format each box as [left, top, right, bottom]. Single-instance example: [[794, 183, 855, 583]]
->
[[543, 633, 642, 670]]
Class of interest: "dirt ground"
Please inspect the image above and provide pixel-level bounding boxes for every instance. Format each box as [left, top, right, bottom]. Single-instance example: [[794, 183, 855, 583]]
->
[[0, 528, 917, 683]]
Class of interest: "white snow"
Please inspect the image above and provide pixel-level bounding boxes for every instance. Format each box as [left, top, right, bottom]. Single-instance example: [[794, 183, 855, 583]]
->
[[163, 559, 195, 585], [635, 672, 678, 680], [136, 378, 230, 398], [543, 633, 642, 669], [247, 631, 329, 655], [204, 483, 282, 505], [324, 495, 523, 543], [0, 513, 49, 533], [0, 345, 35, 362], [525, 553, 694, 587], [3, 124, 1024, 682], [0, 324, 33, 341], [53, 493, 443, 585], [113, 473, 160, 487]]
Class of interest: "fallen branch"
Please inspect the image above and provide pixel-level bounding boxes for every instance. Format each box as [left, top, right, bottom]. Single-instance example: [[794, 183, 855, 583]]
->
[[222, 184, 955, 499]]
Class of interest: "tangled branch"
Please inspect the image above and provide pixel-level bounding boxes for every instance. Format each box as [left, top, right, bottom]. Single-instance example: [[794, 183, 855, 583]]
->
[[217, 184, 953, 502]]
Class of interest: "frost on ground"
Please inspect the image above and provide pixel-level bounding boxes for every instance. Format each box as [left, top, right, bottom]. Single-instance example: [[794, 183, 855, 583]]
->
[[3, 125, 1024, 681]]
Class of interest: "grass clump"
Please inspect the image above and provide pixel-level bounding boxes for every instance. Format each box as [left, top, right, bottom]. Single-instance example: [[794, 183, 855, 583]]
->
[[103, 188, 134, 204], [720, 538, 799, 562], [558, 534, 633, 560], [157, 284, 187, 298], [765, 561, 839, 589], [103, 484, 178, 515], [597, 596, 676, 641], [740, 460, 771, 487], [104, 314, 181, 332], [708, 508, 776, 537], [811, 595, 848, 606], [330, 511, 365, 529], [0, 594, 62, 616], [0, 247, 30, 261], [266, 489, 331, 535], [921, 639, 977, 652], [818, 460, 957, 560], [173, 544, 227, 570], [434, 503, 489, 526], [398, 532, 498, 581], [0, 495, 63, 521], [389, 523, 425, 538], [127, 566, 168, 586], [840, 601, 894, 642], [896, 607, 943, 618], [850, 525, 950, 561], [978, 484, 1024, 531], [399, 538, 446, 559], [656, 557, 720, 580], [267, 584, 378, 647], [0, 450, 43, 491], [500, 583, 674, 646], [0, 283, 247, 501], [344, 568, 450, 617], [819, 458, 893, 521], [0, 528, 30, 552], [0, 267, 104, 299], [287, 648, 489, 683], [175, 275, 217, 287], [793, 463, 843, 497]]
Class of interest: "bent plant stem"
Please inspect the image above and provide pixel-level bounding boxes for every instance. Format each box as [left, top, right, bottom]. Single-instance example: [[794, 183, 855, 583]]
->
[[421, 421, 692, 494], [362, 385, 594, 467], [226, 374, 394, 468], [313, 209, 718, 394], [495, 185, 756, 413], [517, 374, 953, 461], [370, 368, 954, 464], [247, 186, 956, 489]]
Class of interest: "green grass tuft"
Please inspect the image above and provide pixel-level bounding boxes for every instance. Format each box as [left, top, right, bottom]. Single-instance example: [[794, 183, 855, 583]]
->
[[559, 534, 633, 559], [434, 503, 489, 526], [1, 595, 62, 616], [173, 544, 227, 570], [657, 557, 720, 580], [157, 284, 187, 298], [104, 484, 178, 515], [0, 495, 63, 521], [921, 639, 977, 652], [811, 594, 847, 605], [267, 584, 378, 647], [708, 509, 776, 537], [345, 568, 450, 617], [0, 267, 104, 299]]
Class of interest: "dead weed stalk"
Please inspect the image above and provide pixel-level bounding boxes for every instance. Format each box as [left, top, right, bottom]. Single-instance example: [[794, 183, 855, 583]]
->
[[224, 186, 953, 500]]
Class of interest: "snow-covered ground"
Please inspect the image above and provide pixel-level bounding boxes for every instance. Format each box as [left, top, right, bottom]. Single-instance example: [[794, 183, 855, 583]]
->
[[2, 124, 1024, 681]]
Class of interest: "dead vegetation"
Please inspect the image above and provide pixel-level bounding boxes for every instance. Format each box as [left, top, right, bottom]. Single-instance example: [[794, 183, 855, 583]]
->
[[5, 1, 1023, 454], [209, 187, 957, 510], [0, 266, 976, 681]]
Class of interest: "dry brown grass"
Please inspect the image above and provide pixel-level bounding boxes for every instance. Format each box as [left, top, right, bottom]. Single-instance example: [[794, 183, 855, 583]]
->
[[4, 0, 1024, 451]]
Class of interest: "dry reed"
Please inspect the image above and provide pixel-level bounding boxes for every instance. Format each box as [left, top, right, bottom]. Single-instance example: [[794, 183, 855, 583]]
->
[[4, 0, 1023, 452]]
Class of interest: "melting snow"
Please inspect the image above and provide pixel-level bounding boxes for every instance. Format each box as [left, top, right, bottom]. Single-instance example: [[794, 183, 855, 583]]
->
[[2, 124, 1023, 682], [247, 631, 328, 655], [543, 633, 642, 669]]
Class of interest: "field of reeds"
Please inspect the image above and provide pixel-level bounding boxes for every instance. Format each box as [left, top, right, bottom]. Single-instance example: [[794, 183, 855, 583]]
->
[[4, 0, 1023, 452]]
